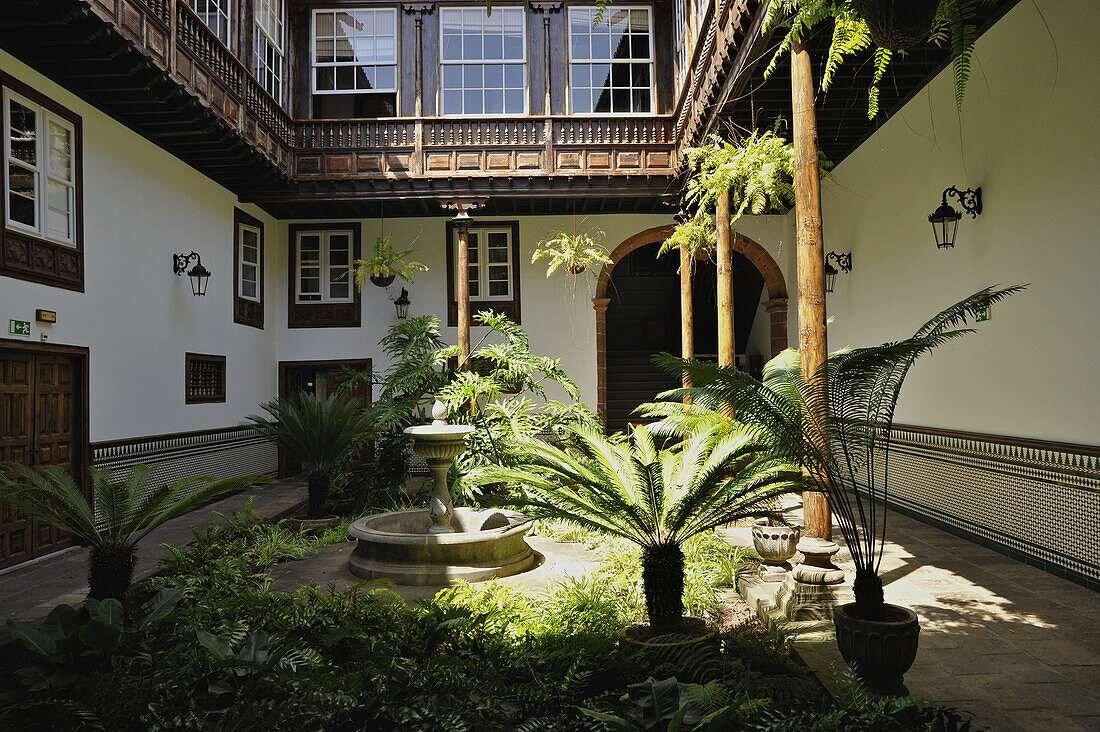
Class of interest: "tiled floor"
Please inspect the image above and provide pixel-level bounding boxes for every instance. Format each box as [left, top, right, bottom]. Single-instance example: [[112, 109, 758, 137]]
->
[[732, 510, 1100, 731]]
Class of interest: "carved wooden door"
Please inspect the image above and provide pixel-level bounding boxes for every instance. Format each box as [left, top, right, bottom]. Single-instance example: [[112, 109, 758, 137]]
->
[[0, 349, 83, 568]]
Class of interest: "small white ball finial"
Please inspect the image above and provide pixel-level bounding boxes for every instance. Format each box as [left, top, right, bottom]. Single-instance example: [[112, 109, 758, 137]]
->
[[431, 398, 448, 425]]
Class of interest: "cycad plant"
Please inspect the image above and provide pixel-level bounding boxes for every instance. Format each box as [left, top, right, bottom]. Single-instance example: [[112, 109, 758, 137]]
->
[[641, 286, 1022, 620], [0, 464, 268, 599], [246, 392, 372, 519], [471, 424, 804, 632]]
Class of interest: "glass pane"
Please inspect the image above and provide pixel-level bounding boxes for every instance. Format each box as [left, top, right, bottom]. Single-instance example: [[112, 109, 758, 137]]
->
[[315, 68, 335, 91], [442, 34, 462, 61], [336, 66, 354, 90], [464, 90, 482, 115], [504, 64, 524, 89], [488, 281, 508, 297], [316, 12, 334, 37], [47, 207, 70, 240], [329, 282, 350, 300], [316, 38, 334, 63], [571, 88, 590, 114], [573, 34, 590, 61], [485, 64, 503, 89], [594, 88, 611, 113], [242, 263, 258, 282], [48, 121, 72, 182], [488, 247, 508, 263], [469, 280, 480, 297], [300, 275, 320, 294], [442, 90, 462, 115], [47, 179, 68, 212], [242, 281, 257, 299], [330, 247, 349, 266], [8, 99, 37, 166], [463, 33, 483, 60], [591, 64, 611, 90], [8, 191, 34, 227], [504, 89, 524, 114], [488, 265, 509, 281], [487, 232, 508, 246], [484, 90, 503, 115]]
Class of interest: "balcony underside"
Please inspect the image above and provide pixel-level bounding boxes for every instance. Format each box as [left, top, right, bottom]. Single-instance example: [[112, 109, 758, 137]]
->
[[0, 0, 292, 195]]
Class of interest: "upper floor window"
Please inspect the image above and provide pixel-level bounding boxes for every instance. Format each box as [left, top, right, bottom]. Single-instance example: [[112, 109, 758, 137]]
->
[[568, 7, 653, 115], [312, 9, 397, 118], [255, 0, 284, 101], [234, 208, 264, 329], [440, 8, 527, 117], [191, 0, 232, 46], [674, 0, 690, 87], [296, 229, 353, 303], [445, 220, 521, 326], [3, 88, 77, 247], [288, 223, 361, 328]]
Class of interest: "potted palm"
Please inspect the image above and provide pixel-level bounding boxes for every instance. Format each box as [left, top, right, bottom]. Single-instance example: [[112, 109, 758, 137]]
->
[[531, 231, 612, 276], [472, 423, 804, 637], [354, 234, 428, 288], [647, 286, 1022, 692], [246, 391, 373, 526], [0, 464, 269, 599]]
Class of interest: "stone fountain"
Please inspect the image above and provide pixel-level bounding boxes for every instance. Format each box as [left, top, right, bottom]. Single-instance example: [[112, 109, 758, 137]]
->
[[347, 399, 538, 585]]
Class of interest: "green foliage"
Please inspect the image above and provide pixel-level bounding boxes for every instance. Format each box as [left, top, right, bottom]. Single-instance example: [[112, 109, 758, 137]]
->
[[762, 0, 998, 118], [531, 230, 613, 277], [644, 286, 1023, 619], [660, 211, 716, 261], [247, 392, 371, 476], [354, 233, 429, 284]]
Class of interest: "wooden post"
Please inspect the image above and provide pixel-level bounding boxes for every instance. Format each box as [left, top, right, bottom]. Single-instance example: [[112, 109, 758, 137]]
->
[[456, 223, 471, 368], [680, 245, 694, 396], [716, 190, 734, 369], [791, 40, 831, 541]]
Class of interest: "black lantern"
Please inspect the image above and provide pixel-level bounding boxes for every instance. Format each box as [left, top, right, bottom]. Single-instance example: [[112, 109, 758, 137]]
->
[[824, 251, 852, 293], [928, 186, 982, 249], [173, 252, 211, 296], [394, 287, 410, 320]]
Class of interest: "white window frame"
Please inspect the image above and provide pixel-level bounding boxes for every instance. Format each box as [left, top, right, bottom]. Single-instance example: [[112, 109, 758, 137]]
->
[[454, 226, 514, 302], [311, 8, 399, 96], [295, 230, 354, 304], [238, 221, 261, 303], [566, 5, 655, 117], [255, 0, 285, 101], [2, 87, 77, 247], [191, 0, 232, 46], [439, 6, 529, 118]]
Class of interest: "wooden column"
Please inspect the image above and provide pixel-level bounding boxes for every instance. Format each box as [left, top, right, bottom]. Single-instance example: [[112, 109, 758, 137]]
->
[[716, 190, 734, 369], [456, 223, 471, 367], [680, 245, 694, 395], [593, 297, 611, 426], [791, 41, 831, 541]]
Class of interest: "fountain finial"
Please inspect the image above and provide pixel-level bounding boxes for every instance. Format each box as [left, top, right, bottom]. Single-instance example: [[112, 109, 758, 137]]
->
[[431, 397, 448, 425]]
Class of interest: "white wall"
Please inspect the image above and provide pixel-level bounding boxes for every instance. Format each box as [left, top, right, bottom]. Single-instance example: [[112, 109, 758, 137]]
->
[[0, 50, 281, 443], [821, 0, 1099, 444]]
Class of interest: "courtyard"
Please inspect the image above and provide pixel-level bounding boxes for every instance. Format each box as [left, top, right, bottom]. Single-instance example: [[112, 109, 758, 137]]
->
[[1, 0, 1098, 729]]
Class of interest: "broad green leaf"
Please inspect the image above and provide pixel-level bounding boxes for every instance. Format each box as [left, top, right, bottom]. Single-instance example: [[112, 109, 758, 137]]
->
[[7, 621, 58, 655], [576, 708, 634, 731], [138, 586, 184, 628], [42, 604, 79, 641], [91, 597, 124, 627], [79, 619, 124, 652], [197, 629, 231, 661]]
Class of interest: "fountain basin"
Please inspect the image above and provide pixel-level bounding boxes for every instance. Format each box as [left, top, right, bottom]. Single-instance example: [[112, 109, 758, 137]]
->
[[348, 507, 538, 585]]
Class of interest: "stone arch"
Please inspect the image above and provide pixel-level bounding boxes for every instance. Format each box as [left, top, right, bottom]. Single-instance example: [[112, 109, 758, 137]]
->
[[592, 225, 789, 425]]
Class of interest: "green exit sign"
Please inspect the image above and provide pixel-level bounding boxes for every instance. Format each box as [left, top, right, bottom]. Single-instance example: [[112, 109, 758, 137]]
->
[[8, 319, 31, 337]]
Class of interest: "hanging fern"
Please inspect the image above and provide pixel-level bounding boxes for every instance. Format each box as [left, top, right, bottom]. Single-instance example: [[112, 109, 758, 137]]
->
[[762, 0, 999, 119]]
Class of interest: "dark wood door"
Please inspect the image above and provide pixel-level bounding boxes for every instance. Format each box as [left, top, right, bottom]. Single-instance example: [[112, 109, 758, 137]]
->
[[0, 348, 85, 568]]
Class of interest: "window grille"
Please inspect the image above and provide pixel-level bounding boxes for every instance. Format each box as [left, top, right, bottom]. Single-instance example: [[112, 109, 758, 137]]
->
[[186, 353, 226, 404]]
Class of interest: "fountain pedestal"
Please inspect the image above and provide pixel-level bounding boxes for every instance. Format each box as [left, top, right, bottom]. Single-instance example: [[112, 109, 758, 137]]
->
[[405, 422, 475, 533]]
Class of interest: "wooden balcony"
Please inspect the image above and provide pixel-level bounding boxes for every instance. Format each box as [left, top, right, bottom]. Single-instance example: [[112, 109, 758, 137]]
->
[[1, 0, 679, 215]]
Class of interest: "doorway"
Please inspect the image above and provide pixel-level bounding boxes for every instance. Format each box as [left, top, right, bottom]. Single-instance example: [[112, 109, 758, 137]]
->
[[276, 359, 371, 478], [0, 341, 89, 569]]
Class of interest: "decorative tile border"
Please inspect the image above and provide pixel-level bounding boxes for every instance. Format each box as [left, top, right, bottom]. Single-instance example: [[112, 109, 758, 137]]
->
[[883, 425, 1100, 591]]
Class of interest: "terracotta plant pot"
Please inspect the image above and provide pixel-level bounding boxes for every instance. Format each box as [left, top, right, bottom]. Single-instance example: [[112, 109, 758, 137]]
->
[[370, 273, 395, 287], [751, 521, 801, 565], [833, 602, 921, 695], [854, 0, 939, 51]]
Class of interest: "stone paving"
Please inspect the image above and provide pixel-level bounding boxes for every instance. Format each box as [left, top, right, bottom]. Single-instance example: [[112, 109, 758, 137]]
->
[[0, 479, 307, 635], [727, 510, 1100, 731]]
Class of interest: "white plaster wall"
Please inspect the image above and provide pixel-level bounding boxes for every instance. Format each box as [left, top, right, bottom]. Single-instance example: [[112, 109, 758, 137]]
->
[[0, 50, 280, 443], [820, 0, 1099, 444]]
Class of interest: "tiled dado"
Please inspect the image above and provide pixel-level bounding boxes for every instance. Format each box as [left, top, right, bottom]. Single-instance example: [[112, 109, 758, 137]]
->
[[295, 148, 674, 179]]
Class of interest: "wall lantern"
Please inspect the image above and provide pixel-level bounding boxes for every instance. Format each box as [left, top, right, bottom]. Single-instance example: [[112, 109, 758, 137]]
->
[[928, 186, 982, 249], [394, 287, 411, 320], [173, 252, 211, 296], [824, 251, 852, 293]]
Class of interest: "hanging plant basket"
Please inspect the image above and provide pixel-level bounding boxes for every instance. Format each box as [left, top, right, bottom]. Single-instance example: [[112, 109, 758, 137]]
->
[[692, 246, 715, 262], [567, 263, 588, 275], [370, 273, 396, 288], [854, 0, 939, 52]]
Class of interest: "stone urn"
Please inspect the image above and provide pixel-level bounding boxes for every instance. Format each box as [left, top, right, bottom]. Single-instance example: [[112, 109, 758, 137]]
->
[[751, 521, 801, 565], [833, 602, 921, 695]]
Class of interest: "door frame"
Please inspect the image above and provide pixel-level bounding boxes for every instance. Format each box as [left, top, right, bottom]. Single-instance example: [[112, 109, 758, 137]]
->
[[0, 337, 90, 565], [276, 358, 372, 478]]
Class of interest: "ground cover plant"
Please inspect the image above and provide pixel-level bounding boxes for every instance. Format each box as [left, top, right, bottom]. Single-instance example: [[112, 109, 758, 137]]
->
[[0, 506, 977, 730]]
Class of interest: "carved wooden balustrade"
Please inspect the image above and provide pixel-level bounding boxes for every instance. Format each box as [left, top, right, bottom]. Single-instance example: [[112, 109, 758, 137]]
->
[[295, 115, 675, 180]]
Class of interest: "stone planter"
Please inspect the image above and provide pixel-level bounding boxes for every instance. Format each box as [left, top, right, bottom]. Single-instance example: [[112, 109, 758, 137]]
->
[[751, 522, 801, 565], [833, 602, 920, 695]]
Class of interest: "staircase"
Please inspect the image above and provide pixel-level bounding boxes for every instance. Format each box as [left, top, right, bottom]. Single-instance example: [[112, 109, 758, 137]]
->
[[605, 351, 682, 433]]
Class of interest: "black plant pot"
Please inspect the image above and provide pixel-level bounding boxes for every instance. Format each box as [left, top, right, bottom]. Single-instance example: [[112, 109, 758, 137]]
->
[[88, 544, 137, 600], [854, 0, 939, 51], [370, 273, 395, 287], [833, 602, 920, 695]]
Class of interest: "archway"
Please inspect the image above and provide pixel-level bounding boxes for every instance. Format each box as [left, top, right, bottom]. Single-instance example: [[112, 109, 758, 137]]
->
[[593, 225, 789, 427]]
